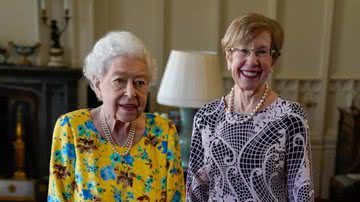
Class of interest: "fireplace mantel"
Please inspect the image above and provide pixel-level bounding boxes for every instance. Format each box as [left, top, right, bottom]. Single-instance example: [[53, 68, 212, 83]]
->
[[0, 65, 82, 79]]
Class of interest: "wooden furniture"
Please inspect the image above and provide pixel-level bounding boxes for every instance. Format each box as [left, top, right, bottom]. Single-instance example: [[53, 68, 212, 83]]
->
[[330, 174, 360, 202], [334, 107, 360, 175], [330, 107, 360, 201]]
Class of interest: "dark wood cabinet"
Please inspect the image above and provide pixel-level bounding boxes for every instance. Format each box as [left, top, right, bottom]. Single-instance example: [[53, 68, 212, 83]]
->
[[335, 107, 360, 175], [0, 64, 82, 178], [330, 107, 360, 202], [0, 65, 82, 201]]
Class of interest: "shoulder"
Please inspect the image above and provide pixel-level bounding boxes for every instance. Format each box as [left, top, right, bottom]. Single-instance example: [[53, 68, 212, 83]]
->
[[145, 112, 172, 124], [192, 98, 224, 128], [144, 113, 179, 148], [274, 97, 307, 120], [62, 108, 91, 118], [195, 98, 223, 118], [56, 109, 91, 128], [275, 98, 309, 130], [145, 113, 176, 131], [198, 98, 223, 112]]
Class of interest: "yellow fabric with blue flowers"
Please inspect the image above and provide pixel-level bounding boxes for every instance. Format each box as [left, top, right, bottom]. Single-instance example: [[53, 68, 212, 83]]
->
[[48, 109, 185, 201]]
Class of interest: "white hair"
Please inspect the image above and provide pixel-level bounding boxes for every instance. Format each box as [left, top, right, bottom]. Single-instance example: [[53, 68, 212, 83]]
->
[[83, 31, 157, 88]]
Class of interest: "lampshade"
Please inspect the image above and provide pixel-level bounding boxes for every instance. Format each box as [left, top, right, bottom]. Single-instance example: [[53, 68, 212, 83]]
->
[[157, 50, 224, 168], [157, 50, 224, 108]]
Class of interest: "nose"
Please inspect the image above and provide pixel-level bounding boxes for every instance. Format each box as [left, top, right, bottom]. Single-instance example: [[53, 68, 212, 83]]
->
[[125, 80, 136, 98], [246, 51, 259, 65]]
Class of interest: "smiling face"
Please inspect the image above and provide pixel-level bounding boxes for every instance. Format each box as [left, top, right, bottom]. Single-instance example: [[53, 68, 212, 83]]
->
[[94, 55, 149, 123], [226, 30, 273, 91]]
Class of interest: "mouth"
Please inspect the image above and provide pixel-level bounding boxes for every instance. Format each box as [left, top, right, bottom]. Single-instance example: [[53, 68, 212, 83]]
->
[[239, 70, 261, 79], [119, 104, 137, 112]]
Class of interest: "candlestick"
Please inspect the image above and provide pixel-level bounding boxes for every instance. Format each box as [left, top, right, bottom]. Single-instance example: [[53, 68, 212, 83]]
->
[[40, 0, 46, 10], [40, 2, 71, 67], [13, 105, 26, 180], [64, 0, 69, 10]]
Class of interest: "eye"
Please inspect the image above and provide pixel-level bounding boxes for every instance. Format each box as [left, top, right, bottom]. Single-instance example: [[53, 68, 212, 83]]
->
[[111, 77, 127, 88], [134, 78, 147, 88], [240, 48, 251, 55], [230, 47, 250, 56], [255, 49, 269, 56]]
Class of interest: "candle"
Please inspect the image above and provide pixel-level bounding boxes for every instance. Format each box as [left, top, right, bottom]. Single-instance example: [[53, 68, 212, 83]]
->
[[40, 0, 46, 10], [64, 0, 69, 10]]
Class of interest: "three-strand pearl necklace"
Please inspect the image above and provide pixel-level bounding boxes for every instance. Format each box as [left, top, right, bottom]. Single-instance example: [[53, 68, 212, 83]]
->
[[226, 84, 270, 124], [100, 107, 136, 156]]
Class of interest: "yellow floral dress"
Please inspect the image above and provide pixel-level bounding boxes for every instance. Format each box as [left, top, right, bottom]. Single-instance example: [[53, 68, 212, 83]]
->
[[48, 109, 185, 202]]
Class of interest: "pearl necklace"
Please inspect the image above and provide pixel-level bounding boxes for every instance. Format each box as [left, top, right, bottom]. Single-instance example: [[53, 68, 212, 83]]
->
[[226, 84, 269, 124], [100, 107, 136, 156]]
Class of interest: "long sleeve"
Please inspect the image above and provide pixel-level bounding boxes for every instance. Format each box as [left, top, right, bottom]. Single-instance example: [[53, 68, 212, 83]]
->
[[286, 111, 314, 202], [186, 112, 209, 202], [166, 121, 186, 202], [48, 115, 76, 201]]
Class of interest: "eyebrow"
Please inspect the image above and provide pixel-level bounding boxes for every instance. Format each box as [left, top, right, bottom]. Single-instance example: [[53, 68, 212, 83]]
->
[[111, 71, 149, 78], [240, 45, 269, 49], [256, 45, 270, 49]]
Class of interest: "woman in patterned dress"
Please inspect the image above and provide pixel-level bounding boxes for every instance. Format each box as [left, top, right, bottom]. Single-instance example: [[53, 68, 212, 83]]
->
[[186, 13, 314, 201], [48, 31, 185, 201]]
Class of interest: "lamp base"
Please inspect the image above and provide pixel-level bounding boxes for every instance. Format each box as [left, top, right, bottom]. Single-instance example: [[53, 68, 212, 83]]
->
[[179, 107, 197, 168]]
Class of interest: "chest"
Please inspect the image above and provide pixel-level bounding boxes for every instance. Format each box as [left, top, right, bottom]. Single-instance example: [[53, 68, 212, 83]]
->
[[72, 140, 168, 200], [200, 119, 288, 167]]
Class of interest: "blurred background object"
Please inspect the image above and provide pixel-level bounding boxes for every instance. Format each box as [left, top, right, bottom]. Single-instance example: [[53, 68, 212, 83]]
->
[[8, 41, 40, 66], [157, 50, 224, 168], [0, 47, 9, 64], [40, 1, 70, 67]]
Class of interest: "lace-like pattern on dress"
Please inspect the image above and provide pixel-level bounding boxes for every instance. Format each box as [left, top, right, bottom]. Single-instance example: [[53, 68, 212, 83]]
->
[[186, 97, 314, 202]]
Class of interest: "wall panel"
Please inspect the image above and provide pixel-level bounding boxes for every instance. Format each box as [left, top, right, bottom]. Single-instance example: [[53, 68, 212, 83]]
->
[[330, 0, 360, 78], [276, 0, 325, 79]]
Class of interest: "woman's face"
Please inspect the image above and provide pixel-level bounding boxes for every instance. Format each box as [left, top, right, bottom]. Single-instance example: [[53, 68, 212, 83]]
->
[[226, 30, 273, 91], [95, 55, 149, 123]]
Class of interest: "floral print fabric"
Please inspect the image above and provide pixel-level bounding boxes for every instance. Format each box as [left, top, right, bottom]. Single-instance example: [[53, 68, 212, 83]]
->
[[48, 109, 185, 201]]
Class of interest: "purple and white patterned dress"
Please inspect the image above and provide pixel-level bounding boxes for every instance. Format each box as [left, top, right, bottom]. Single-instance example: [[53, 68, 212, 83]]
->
[[186, 97, 314, 202]]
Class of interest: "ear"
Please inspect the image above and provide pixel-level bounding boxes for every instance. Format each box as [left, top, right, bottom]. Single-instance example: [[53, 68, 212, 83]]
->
[[271, 58, 277, 66], [93, 77, 103, 100], [271, 51, 281, 66], [225, 51, 232, 70]]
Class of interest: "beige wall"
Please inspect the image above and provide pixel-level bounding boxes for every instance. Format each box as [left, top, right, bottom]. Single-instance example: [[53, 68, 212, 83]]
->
[[2, 1, 359, 79], [0, 0, 39, 45], [0, 0, 39, 64], [1, 0, 360, 199]]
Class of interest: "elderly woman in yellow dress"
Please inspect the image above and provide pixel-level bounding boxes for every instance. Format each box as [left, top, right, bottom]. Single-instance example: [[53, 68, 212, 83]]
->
[[186, 13, 314, 201], [48, 31, 185, 201]]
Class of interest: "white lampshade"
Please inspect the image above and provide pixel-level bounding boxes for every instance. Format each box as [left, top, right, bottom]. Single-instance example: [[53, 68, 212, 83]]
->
[[157, 50, 224, 108]]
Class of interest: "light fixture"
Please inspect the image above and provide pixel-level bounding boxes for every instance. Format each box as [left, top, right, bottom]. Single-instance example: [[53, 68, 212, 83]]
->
[[157, 50, 224, 168]]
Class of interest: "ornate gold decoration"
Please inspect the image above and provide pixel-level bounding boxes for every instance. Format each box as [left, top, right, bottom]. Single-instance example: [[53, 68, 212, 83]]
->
[[13, 106, 27, 180]]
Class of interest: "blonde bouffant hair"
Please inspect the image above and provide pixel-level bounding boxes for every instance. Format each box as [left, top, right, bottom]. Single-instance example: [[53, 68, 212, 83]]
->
[[221, 13, 284, 64]]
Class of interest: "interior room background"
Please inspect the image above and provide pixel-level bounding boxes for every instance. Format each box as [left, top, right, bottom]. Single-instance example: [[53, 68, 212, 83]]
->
[[0, 0, 359, 200]]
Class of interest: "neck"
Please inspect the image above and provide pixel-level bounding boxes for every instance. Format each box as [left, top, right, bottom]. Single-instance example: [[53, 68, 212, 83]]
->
[[100, 106, 138, 148], [112, 120, 133, 135], [101, 107, 133, 132], [233, 84, 268, 113], [101, 107, 131, 139]]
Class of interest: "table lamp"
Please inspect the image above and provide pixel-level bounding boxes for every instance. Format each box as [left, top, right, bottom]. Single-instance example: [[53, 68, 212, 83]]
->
[[157, 50, 224, 168]]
